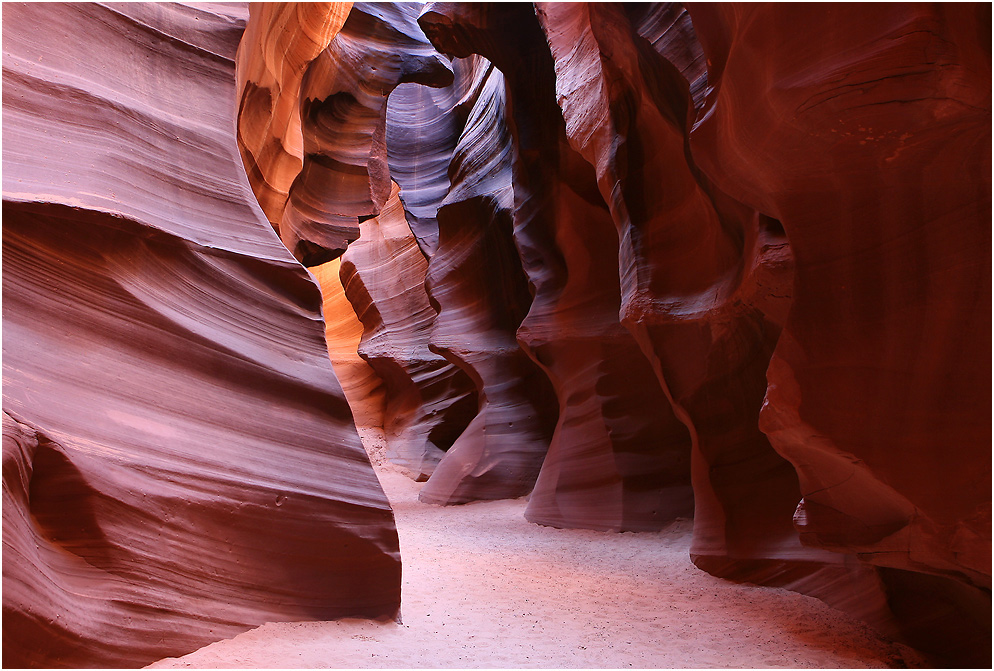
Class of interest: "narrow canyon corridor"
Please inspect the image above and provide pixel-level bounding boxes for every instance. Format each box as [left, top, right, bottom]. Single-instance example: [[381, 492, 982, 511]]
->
[[4, 2, 989, 668], [148, 432, 923, 670]]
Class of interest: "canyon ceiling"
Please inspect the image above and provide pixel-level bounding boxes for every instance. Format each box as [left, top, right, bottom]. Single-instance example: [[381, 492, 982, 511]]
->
[[2, 2, 991, 668]]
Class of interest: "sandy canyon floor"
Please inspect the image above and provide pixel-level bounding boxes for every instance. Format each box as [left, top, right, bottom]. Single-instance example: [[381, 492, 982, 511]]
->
[[149, 428, 926, 669]]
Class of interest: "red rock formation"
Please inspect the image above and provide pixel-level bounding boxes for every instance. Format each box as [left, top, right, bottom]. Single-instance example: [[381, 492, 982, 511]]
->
[[237, 2, 453, 265], [4, 2, 990, 666], [311, 259, 387, 428], [531, 1, 815, 568], [685, 4, 991, 663], [237, 3, 477, 483], [415, 3, 694, 524], [340, 183, 477, 480], [412, 55, 559, 505], [235, 2, 353, 229], [2, 3, 399, 667], [385, 57, 481, 258], [628, 3, 708, 110]]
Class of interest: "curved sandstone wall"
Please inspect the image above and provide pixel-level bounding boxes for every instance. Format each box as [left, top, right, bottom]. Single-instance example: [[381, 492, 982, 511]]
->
[[2, 3, 401, 667], [340, 183, 478, 480]]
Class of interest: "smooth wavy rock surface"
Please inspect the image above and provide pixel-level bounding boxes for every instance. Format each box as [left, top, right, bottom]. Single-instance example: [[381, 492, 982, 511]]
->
[[385, 56, 481, 258], [533, 2, 818, 572], [3, 2, 989, 668], [503, 9, 695, 533], [311, 259, 387, 428], [628, 3, 708, 111], [238, 2, 453, 266], [530, 1, 934, 653], [2, 3, 400, 667], [417, 4, 694, 524], [413, 52, 559, 506], [235, 2, 353, 230], [340, 183, 477, 481], [685, 4, 991, 664]]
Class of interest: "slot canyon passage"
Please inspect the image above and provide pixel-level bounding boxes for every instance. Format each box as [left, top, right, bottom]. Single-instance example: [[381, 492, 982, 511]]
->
[[1, 1, 990, 669]]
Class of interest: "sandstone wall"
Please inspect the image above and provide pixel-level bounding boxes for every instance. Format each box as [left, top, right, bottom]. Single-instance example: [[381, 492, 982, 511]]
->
[[2, 3, 401, 667]]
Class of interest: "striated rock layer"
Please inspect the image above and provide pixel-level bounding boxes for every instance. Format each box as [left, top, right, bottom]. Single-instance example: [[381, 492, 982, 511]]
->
[[629, 3, 708, 111], [235, 2, 353, 231], [4, 2, 989, 667], [385, 57, 480, 258], [417, 3, 693, 525], [534, 0, 816, 592], [415, 1, 989, 664], [310, 259, 387, 428], [2, 3, 400, 667], [532, 4, 901, 641], [237, 1, 480, 484], [237, 1, 453, 266], [341, 183, 478, 480]]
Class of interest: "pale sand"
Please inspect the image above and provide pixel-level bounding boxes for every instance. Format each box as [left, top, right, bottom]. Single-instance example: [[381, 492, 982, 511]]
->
[[149, 428, 926, 669]]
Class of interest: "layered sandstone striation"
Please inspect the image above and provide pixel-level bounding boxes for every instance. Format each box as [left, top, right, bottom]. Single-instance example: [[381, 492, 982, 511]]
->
[[310, 259, 387, 428], [235, 2, 353, 231], [385, 57, 481, 258], [417, 3, 694, 525], [629, 2, 708, 110], [2, 3, 400, 667], [237, 1, 452, 265], [534, 0, 814, 586], [340, 184, 477, 480], [412, 1, 989, 663], [236, 1, 479, 483]]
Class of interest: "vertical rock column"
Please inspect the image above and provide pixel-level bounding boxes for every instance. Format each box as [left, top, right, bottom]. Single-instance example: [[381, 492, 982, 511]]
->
[[417, 4, 695, 520], [515, 128, 696, 532], [237, 2, 477, 482], [310, 259, 387, 428], [372, 7, 568, 504], [685, 4, 991, 663], [533, 2, 828, 571]]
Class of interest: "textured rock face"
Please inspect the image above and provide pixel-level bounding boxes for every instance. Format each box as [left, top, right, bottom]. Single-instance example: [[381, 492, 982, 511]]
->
[[413, 1, 989, 663], [237, 0, 478, 483], [415, 54, 560, 506], [235, 2, 353, 232], [416, 4, 693, 525], [340, 183, 477, 480], [687, 0, 991, 588], [310, 259, 387, 428], [628, 3, 708, 109], [684, 4, 991, 662], [237, 1, 452, 265], [533, 0, 814, 584], [2, 3, 400, 667], [385, 58, 479, 258]]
